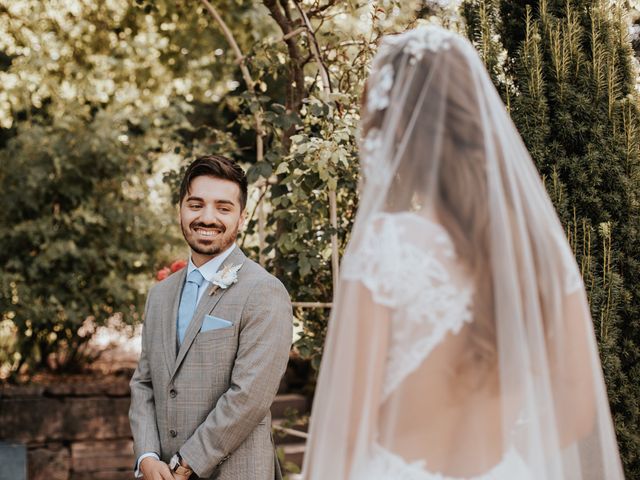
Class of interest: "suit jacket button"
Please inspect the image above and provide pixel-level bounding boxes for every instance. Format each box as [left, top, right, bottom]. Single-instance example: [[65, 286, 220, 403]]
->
[[169, 388, 177, 398], [170, 429, 177, 437]]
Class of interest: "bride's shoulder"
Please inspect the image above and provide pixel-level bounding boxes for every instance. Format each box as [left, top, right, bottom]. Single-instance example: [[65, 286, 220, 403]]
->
[[342, 211, 458, 280], [342, 210, 471, 309]]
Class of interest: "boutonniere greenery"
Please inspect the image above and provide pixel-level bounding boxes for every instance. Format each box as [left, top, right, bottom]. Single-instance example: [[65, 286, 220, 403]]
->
[[209, 263, 242, 296]]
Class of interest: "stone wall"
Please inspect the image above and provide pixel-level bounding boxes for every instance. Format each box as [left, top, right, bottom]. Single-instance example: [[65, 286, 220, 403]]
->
[[0, 355, 311, 480], [0, 373, 134, 480]]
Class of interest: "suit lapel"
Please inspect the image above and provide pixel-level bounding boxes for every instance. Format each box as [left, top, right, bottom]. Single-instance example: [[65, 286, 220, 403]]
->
[[162, 267, 187, 374], [170, 247, 247, 381]]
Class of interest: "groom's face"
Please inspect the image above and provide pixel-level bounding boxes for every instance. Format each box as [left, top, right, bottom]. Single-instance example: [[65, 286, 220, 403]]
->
[[179, 175, 245, 267]]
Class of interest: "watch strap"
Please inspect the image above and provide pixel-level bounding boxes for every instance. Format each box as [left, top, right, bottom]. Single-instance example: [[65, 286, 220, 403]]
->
[[170, 453, 193, 476], [173, 464, 193, 476]]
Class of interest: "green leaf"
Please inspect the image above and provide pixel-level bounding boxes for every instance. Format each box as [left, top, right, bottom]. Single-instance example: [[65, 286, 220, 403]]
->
[[274, 162, 289, 175]]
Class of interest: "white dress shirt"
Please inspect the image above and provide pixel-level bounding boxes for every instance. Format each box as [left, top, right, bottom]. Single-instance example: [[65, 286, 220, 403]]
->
[[187, 243, 237, 305]]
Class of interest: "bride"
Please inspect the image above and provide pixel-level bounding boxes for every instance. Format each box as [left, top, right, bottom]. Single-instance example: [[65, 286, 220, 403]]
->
[[302, 25, 624, 479]]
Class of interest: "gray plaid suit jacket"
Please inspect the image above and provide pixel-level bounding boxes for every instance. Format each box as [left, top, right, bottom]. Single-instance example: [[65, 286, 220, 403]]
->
[[129, 246, 293, 479]]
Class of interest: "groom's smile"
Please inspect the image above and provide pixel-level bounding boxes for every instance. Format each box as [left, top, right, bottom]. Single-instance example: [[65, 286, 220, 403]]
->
[[179, 175, 246, 267], [193, 224, 225, 237], [197, 229, 220, 236]]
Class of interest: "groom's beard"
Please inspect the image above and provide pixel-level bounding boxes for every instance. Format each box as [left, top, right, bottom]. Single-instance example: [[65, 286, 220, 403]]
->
[[181, 220, 239, 257]]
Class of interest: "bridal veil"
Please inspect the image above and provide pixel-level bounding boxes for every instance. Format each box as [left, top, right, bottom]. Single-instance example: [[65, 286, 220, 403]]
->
[[302, 26, 623, 479]]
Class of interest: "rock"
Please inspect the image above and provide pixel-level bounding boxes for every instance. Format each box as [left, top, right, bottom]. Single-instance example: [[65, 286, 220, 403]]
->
[[63, 397, 131, 440], [0, 383, 46, 398], [0, 396, 132, 443], [0, 397, 65, 443], [71, 439, 134, 472], [28, 444, 70, 480], [71, 471, 132, 480], [45, 376, 130, 397]]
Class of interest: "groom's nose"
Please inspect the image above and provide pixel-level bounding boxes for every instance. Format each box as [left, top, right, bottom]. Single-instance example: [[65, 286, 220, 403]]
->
[[200, 204, 219, 223]]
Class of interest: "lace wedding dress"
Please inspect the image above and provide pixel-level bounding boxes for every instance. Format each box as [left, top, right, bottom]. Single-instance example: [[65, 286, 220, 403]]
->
[[342, 212, 536, 480]]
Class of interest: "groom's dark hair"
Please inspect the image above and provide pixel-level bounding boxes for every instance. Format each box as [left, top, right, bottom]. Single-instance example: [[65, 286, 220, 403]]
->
[[179, 155, 248, 210]]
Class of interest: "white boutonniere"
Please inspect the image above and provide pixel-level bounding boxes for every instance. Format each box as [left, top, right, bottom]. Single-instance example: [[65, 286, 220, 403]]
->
[[209, 263, 242, 296]]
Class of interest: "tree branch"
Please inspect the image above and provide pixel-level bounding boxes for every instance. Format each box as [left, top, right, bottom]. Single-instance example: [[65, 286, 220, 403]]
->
[[291, 0, 340, 292], [263, 0, 307, 134], [292, 0, 333, 93], [199, 0, 265, 162], [308, 0, 339, 18]]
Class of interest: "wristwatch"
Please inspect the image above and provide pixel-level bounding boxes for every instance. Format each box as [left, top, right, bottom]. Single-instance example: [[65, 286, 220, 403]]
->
[[169, 452, 193, 477]]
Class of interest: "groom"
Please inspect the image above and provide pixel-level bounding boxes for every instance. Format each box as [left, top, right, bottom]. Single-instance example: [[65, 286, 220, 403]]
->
[[129, 155, 293, 480]]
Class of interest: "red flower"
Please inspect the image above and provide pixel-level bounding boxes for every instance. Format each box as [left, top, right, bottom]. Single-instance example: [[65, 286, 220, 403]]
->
[[170, 259, 188, 273], [156, 267, 171, 281]]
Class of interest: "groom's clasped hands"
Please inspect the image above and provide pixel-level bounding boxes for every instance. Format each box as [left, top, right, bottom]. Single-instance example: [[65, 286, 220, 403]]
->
[[139, 457, 190, 480]]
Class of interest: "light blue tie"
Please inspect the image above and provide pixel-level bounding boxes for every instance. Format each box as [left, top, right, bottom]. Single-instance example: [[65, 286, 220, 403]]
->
[[177, 269, 205, 345]]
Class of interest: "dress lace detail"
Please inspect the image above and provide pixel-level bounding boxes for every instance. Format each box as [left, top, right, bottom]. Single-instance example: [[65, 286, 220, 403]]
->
[[342, 212, 474, 399]]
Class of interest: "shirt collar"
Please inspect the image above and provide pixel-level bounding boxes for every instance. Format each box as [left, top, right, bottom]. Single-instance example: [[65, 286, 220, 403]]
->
[[187, 243, 237, 283]]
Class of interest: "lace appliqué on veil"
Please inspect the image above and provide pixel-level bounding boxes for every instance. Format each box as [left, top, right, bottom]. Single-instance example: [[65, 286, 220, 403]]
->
[[367, 63, 395, 112], [360, 128, 390, 187], [367, 25, 456, 113], [342, 213, 474, 400], [384, 25, 455, 64]]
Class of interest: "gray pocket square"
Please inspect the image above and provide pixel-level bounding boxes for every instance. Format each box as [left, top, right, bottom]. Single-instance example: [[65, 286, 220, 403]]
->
[[202, 314, 233, 332]]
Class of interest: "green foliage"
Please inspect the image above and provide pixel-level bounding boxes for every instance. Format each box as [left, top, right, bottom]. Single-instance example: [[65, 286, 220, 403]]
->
[[461, 0, 504, 84], [0, 115, 162, 375], [463, 0, 640, 475], [268, 93, 361, 370], [0, 0, 202, 376]]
